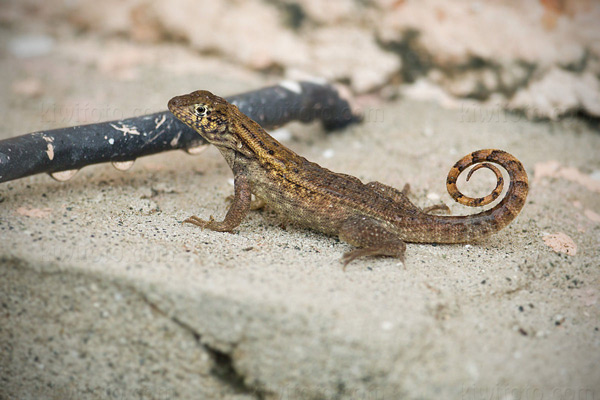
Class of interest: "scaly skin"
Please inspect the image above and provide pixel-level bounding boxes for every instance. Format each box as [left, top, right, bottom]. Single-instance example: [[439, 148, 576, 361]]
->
[[168, 90, 529, 266]]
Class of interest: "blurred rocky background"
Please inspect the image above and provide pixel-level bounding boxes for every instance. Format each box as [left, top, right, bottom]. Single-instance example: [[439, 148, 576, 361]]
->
[[3, 0, 599, 121]]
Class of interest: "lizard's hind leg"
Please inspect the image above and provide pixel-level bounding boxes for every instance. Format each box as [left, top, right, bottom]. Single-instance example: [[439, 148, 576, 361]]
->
[[367, 181, 449, 214], [366, 181, 411, 203], [338, 215, 406, 268], [422, 203, 451, 214]]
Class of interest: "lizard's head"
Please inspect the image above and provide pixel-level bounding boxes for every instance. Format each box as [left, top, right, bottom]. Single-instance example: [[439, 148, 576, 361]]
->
[[168, 90, 235, 148]]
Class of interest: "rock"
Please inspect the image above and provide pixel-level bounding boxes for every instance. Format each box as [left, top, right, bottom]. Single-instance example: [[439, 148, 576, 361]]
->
[[296, 0, 362, 24], [305, 27, 400, 92], [376, 0, 591, 67], [66, 0, 134, 34], [509, 68, 600, 119], [152, 0, 308, 70]]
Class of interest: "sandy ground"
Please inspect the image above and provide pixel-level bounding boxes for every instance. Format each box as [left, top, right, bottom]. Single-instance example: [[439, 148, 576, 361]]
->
[[1, 28, 600, 400]]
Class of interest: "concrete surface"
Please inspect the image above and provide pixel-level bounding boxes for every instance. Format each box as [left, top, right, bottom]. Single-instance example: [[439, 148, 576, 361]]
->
[[1, 28, 600, 400]]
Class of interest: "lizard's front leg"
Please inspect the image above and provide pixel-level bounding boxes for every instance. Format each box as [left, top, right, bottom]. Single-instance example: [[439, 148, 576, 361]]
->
[[338, 215, 406, 268], [184, 174, 251, 232]]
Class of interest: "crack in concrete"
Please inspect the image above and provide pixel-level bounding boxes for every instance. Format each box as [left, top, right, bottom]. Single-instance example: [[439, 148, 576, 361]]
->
[[137, 291, 267, 400], [1, 256, 268, 399]]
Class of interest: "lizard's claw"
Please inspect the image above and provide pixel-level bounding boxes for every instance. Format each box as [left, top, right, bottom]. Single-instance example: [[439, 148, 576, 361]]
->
[[341, 245, 406, 271], [183, 215, 214, 228], [401, 183, 411, 196], [205, 215, 217, 229], [340, 249, 368, 271]]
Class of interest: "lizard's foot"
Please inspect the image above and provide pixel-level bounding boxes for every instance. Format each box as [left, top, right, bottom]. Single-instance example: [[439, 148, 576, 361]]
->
[[339, 215, 407, 269], [341, 244, 405, 270], [366, 181, 411, 201], [183, 215, 239, 233], [365, 181, 422, 212], [183, 175, 252, 233], [422, 204, 451, 214], [183, 215, 215, 228]]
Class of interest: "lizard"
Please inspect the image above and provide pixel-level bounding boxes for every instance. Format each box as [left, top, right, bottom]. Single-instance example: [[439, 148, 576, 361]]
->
[[168, 90, 529, 266]]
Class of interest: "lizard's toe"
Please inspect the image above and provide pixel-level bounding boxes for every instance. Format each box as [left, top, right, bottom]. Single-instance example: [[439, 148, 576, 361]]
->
[[183, 215, 209, 228], [423, 203, 451, 214]]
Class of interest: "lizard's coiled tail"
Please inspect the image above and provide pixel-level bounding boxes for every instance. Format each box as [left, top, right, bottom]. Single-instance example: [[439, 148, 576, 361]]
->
[[407, 149, 528, 243]]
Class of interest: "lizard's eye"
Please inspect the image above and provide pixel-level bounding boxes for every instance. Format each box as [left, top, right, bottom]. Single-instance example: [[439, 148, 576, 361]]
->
[[194, 105, 209, 117]]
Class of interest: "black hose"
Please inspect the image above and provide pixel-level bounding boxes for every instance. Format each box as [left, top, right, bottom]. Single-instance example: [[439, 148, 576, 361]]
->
[[0, 81, 359, 183]]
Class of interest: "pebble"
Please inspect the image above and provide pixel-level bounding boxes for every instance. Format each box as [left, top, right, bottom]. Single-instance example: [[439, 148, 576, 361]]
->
[[426, 192, 440, 201], [322, 149, 335, 159]]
